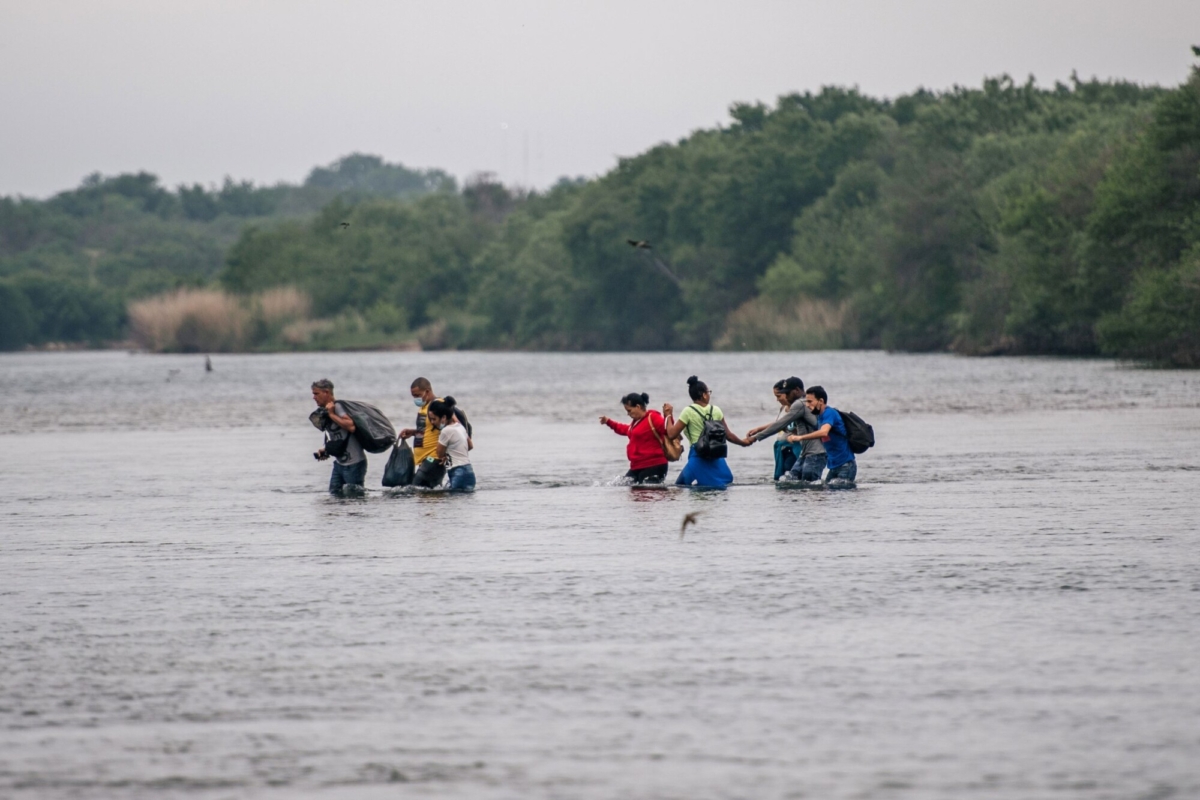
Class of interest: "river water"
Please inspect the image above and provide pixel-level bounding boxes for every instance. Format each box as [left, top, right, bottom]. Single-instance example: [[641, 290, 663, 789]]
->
[[2, 350, 1199, 799]]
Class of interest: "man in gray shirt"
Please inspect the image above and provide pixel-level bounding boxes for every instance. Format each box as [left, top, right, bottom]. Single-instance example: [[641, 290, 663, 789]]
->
[[311, 378, 367, 495], [746, 376, 826, 482]]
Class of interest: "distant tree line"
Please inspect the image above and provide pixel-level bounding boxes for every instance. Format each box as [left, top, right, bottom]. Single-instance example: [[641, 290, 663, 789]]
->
[[3, 62, 1199, 364], [0, 155, 453, 348]]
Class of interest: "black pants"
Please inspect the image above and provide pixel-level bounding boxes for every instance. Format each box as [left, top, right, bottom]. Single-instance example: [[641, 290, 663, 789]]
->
[[626, 463, 668, 484]]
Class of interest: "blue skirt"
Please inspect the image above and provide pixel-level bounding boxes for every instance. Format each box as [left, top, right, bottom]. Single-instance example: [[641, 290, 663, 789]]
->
[[675, 447, 733, 488]]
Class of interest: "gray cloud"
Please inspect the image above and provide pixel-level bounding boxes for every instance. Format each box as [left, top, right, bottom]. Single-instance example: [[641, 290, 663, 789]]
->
[[1, 0, 1197, 196]]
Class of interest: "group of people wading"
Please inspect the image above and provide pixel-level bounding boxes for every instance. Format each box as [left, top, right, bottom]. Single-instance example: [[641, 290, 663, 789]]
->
[[601, 374, 862, 489], [311, 376, 474, 496], [311, 373, 867, 496]]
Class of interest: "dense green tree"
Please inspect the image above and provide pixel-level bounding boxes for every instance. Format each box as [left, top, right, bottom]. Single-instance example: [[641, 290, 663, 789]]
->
[[3, 68, 1199, 361], [0, 281, 36, 348]]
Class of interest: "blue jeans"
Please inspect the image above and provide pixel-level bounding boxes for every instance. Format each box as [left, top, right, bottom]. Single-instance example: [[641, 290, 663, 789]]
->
[[787, 452, 827, 482], [329, 460, 367, 495], [825, 459, 857, 485], [448, 464, 476, 492]]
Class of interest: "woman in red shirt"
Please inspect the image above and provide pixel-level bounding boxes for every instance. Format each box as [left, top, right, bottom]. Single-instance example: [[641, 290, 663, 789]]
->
[[599, 392, 671, 484]]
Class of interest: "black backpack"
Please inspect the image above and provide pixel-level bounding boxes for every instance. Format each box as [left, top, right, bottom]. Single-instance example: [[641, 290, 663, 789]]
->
[[689, 404, 728, 460], [839, 410, 875, 454]]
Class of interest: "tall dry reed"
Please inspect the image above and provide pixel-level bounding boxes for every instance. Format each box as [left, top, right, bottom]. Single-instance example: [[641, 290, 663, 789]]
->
[[257, 286, 311, 327], [716, 297, 854, 351], [128, 289, 251, 352]]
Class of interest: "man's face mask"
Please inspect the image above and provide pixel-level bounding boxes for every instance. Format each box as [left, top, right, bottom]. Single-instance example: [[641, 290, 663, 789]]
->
[[413, 397, 427, 408]]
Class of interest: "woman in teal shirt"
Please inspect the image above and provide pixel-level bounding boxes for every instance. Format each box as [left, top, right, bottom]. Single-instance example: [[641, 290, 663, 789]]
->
[[663, 375, 750, 487]]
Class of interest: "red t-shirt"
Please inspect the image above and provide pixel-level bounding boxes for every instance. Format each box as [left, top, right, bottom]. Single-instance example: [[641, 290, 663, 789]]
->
[[606, 410, 669, 470]]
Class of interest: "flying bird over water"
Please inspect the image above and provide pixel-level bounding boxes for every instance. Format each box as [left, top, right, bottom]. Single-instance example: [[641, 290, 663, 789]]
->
[[340, 221, 350, 229], [626, 238, 684, 287], [680, 511, 702, 539]]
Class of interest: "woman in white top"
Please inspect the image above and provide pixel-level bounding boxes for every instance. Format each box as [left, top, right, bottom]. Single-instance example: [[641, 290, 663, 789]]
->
[[428, 397, 474, 492]]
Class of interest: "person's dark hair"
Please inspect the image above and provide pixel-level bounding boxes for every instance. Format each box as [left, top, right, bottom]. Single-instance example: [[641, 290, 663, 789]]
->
[[782, 376, 804, 394], [806, 385, 828, 403], [428, 395, 457, 419], [411, 377, 432, 391], [686, 375, 709, 401], [772, 379, 787, 393], [312, 378, 334, 392], [621, 392, 650, 408]]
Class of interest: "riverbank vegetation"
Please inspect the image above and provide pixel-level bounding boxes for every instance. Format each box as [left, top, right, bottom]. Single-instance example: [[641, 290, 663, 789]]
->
[[3, 59, 1199, 364]]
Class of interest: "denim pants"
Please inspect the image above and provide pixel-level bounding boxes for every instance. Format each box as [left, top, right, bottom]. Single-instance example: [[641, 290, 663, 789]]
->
[[825, 459, 857, 485], [329, 459, 367, 495], [787, 452, 827, 482], [448, 464, 476, 492]]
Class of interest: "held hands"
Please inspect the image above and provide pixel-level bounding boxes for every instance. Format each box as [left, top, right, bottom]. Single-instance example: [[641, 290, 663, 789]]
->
[[662, 403, 674, 418]]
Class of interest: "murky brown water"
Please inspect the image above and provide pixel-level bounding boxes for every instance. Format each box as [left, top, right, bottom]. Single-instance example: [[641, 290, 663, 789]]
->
[[2, 351, 1199, 799]]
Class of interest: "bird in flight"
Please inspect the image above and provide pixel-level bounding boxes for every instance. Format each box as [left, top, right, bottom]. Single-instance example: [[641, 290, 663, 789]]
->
[[340, 221, 351, 229], [626, 239, 651, 249], [680, 511, 702, 539]]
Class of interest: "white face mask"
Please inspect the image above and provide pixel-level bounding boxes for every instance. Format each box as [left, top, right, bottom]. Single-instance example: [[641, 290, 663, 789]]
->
[[413, 397, 426, 408]]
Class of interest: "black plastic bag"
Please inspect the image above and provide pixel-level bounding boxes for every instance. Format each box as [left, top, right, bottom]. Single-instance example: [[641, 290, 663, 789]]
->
[[382, 440, 415, 487], [338, 400, 397, 454], [413, 456, 446, 489]]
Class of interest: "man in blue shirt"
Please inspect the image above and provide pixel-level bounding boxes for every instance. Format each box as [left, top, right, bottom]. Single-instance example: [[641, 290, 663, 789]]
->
[[787, 385, 856, 486]]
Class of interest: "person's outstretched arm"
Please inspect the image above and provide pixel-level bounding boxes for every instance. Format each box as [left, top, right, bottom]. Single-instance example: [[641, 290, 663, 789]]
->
[[723, 420, 751, 447], [748, 404, 806, 442], [600, 416, 630, 435], [790, 423, 831, 443]]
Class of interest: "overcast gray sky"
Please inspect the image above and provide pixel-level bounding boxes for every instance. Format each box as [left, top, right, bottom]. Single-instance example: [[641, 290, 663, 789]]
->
[[2, 0, 1197, 197]]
